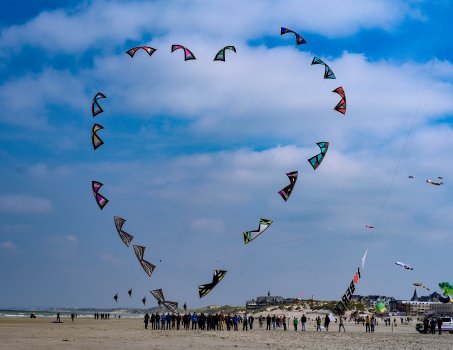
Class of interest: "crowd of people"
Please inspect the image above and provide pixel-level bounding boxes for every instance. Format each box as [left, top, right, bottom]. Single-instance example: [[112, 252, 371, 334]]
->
[[142, 313, 354, 332]]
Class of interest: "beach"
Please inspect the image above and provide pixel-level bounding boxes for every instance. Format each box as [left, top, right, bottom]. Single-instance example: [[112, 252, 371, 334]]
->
[[1, 316, 452, 350]]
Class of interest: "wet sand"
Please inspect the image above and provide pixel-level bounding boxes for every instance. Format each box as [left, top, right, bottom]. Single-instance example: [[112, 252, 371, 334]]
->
[[0, 317, 452, 350]]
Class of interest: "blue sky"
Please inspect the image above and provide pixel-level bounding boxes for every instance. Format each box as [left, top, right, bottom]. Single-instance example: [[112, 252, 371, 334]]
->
[[1, 0, 453, 309]]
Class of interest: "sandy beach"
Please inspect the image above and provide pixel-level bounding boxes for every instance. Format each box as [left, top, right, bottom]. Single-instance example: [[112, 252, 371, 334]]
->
[[1, 317, 452, 350]]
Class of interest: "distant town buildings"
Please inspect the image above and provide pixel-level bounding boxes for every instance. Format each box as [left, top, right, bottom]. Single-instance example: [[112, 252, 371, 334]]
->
[[246, 291, 295, 310]]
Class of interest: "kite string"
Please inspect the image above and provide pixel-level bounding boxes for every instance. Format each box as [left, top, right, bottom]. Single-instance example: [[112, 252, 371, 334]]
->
[[367, 6, 452, 251]]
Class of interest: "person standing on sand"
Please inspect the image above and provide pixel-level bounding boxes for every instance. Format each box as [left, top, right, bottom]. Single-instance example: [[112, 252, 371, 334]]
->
[[243, 314, 248, 331], [316, 316, 321, 331], [71, 313, 75, 322], [283, 315, 287, 331], [301, 314, 307, 331], [266, 314, 271, 330], [365, 315, 371, 333], [249, 314, 254, 330], [293, 317, 299, 331], [56, 312, 61, 323], [324, 315, 330, 331], [339, 317, 346, 332], [144, 313, 150, 329], [437, 318, 442, 335]]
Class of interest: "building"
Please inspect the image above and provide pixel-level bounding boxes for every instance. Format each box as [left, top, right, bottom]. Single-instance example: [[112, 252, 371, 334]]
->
[[402, 301, 434, 316], [246, 291, 293, 310], [429, 303, 453, 316]]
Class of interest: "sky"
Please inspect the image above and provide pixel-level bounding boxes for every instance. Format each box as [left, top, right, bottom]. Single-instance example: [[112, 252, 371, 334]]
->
[[1, 0, 453, 310]]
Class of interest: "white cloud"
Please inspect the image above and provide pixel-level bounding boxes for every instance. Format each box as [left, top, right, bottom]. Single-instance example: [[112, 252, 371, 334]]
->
[[0, 0, 415, 54], [0, 195, 52, 213], [0, 241, 17, 250]]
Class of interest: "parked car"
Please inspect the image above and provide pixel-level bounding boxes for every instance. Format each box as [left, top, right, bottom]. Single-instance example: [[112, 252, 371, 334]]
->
[[416, 316, 453, 333]]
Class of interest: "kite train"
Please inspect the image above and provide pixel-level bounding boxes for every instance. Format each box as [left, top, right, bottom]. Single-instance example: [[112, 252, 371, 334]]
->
[[150, 289, 179, 313], [126, 46, 156, 58], [114, 216, 134, 247], [133, 245, 156, 277], [92, 123, 104, 150], [278, 171, 298, 201], [311, 57, 336, 79], [308, 142, 329, 170], [92, 181, 109, 210], [243, 218, 273, 244], [199, 270, 227, 298], [92, 92, 107, 117], [280, 27, 307, 45], [395, 261, 413, 270], [214, 46, 236, 61], [332, 86, 346, 115], [171, 45, 196, 61]]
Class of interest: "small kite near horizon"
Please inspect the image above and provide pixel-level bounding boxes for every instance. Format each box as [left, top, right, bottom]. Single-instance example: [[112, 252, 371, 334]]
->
[[278, 171, 298, 201], [92, 92, 106, 117], [198, 270, 227, 298], [142, 296, 146, 306], [395, 261, 413, 270], [213, 46, 236, 61], [150, 289, 179, 313], [426, 179, 444, 186], [311, 57, 336, 79], [365, 225, 374, 229], [126, 46, 156, 58], [332, 86, 346, 115], [113, 293, 118, 303], [171, 45, 196, 61], [243, 218, 273, 244], [413, 282, 430, 292], [128, 288, 132, 298], [308, 142, 329, 170], [280, 27, 307, 45], [92, 181, 109, 210]]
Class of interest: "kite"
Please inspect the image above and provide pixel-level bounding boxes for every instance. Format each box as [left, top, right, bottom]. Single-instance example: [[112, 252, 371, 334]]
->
[[278, 171, 298, 201], [426, 179, 444, 186], [311, 57, 336, 79], [439, 282, 453, 296], [365, 225, 374, 229], [113, 216, 134, 247], [171, 45, 196, 61], [92, 123, 104, 150], [243, 218, 273, 244], [198, 270, 227, 298], [142, 296, 146, 306], [413, 282, 430, 292], [113, 293, 118, 303], [128, 288, 132, 298], [334, 268, 361, 315], [395, 261, 413, 270], [408, 176, 414, 179], [280, 27, 307, 45], [133, 245, 156, 277], [307, 142, 329, 170], [150, 289, 179, 313], [361, 249, 368, 270], [332, 86, 346, 115], [92, 181, 109, 210], [92, 92, 106, 117], [375, 302, 386, 313], [126, 46, 156, 58], [438, 295, 451, 303], [213, 46, 236, 61]]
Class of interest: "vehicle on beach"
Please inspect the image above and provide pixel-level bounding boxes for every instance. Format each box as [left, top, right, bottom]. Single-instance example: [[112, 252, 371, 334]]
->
[[416, 316, 453, 333]]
